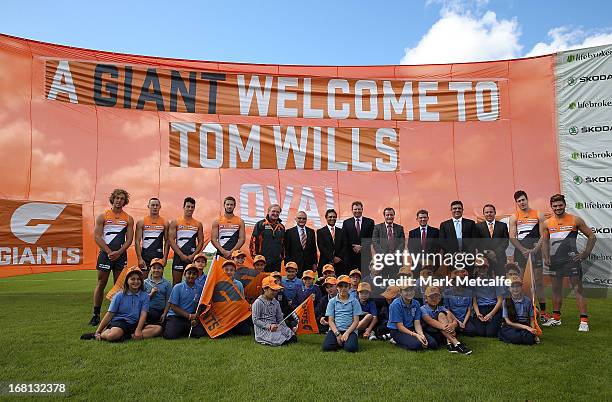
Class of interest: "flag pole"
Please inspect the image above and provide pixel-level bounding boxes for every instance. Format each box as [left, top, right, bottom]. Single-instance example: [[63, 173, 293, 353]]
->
[[280, 294, 314, 324]]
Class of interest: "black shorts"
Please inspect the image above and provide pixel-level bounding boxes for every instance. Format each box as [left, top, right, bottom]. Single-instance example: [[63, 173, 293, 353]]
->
[[514, 248, 543, 269], [146, 308, 165, 326], [142, 253, 164, 272], [97, 251, 127, 272], [549, 260, 582, 278], [107, 319, 137, 339]]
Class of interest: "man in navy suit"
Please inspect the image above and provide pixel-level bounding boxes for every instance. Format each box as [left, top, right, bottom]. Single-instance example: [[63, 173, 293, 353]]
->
[[342, 201, 375, 276], [371, 207, 405, 279], [475, 204, 509, 275], [438, 200, 478, 255], [284, 211, 318, 277], [317, 209, 347, 276], [407, 209, 440, 274]]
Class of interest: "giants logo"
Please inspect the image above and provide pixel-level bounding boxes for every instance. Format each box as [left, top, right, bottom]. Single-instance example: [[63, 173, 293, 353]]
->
[[0, 200, 83, 266]]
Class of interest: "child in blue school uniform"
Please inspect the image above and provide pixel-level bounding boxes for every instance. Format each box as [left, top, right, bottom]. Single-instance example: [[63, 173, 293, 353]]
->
[[322, 275, 363, 353], [271, 271, 292, 316], [387, 285, 436, 351], [443, 268, 477, 336], [193, 252, 208, 291], [375, 285, 400, 341], [81, 269, 162, 341], [143, 258, 172, 325], [163, 264, 206, 339], [281, 262, 303, 309], [294, 270, 323, 306], [499, 277, 539, 345], [420, 286, 472, 354], [470, 261, 504, 337], [355, 282, 378, 340], [348, 269, 361, 300]]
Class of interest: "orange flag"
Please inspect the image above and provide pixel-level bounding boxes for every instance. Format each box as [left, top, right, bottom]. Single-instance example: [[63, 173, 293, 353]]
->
[[293, 294, 318, 335], [235, 265, 267, 302], [198, 258, 252, 338], [105, 266, 139, 301], [522, 255, 542, 337]]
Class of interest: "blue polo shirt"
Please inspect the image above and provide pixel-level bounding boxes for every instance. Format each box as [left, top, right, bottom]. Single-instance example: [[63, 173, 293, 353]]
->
[[503, 296, 534, 324], [167, 282, 198, 317], [294, 284, 323, 306], [325, 295, 363, 333], [359, 299, 378, 317], [144, 277, 172, 312], [474, 285, 504, 306], [233, 279, 245, 298], [281, 277, 303, 301], [108, 290, 149, 325], [443, 287, 473, 322], [349, 288, 358, 300], [388, 297, 421, 330], [420, 303, 447, 319]]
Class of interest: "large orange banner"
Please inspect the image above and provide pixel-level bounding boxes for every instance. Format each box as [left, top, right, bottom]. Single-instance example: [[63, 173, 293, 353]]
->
[[0, 34, 561, 278]]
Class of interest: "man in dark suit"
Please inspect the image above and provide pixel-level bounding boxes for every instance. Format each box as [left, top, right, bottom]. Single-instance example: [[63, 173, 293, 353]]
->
[[317, 209, 347, 276], [371, 207, 405, 279], [342, 201, 375, 276], [438, 200, 478, 255], [407, 209, 440, 274], [475, 204, 509, 275], [284, 211, 318, 277]]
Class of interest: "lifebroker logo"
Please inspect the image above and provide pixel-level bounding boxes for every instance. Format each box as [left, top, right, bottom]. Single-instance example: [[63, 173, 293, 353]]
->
[[0, 199, 83, 266]]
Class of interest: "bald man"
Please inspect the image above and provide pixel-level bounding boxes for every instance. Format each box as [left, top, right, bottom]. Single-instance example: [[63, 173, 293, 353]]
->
[[284, 211, 318, 277]]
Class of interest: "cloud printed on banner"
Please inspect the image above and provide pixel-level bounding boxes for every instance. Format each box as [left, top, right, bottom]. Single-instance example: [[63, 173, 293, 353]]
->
[[401, 2, 612, 64]]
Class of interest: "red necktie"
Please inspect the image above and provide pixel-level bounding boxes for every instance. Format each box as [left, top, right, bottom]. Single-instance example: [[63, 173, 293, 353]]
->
[[421, 227, 426, 250], [387, 225, 394, 249]]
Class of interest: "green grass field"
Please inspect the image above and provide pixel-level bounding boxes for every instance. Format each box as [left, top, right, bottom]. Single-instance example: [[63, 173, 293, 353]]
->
[[0, 270, 611, 401]]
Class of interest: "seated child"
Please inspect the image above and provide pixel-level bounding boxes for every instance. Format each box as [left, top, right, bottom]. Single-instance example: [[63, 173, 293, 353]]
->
[[498, 277, 539, 345], [294, 270, 323, 306], [144, 258, 172, 324], [251, 276, 297, 346], [348, 269, 361, 300], [316, 277, 338, 333], [420, 286, 472, 354], [387, 285, 436, 351], [443, 268, 476, 336], [281, 262, 303, 309], [163, 264, 206, 339], [356, 282, 378, 340], [322, 275, 363, 353]]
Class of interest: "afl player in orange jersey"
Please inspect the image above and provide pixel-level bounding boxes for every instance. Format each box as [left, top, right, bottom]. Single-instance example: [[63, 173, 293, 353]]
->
[[541, 194, 596, 332], [135, 198, 170, 274], [90, 188, 134, 326], [169, 197, 204, 286], [211, 196, 246, 259]]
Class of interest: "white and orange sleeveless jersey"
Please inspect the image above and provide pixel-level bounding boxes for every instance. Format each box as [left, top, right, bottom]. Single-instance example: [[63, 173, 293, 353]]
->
[[544, 213, 579, 264], [176, 216, 200, 254], [142, 215, 166, 257], [217, 215, 243, 252], [515, 209, 540, 241], [103, 210, 130, 251]]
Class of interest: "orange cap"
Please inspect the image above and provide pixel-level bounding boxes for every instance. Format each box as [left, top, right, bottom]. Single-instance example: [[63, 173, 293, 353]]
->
[[253, 255, 266, 264], [322, 264, 335, 274], [231, 249, 246, 258], [337, 275, 351, 285], [302, 270, 315, 279], [357, 282, 372, 292], [510, 276, 523, 285], [270, 271, 282, 278], [381, 285, 400, 300], [222, 260, 237, 269], [424, 286, 441, 297], [262, 276, 283, 290], [324, 277, 338, 286], [149, 258, 165, 268], [398, 266, 412, 275], [184, 264, 199, 274], [193, 252, 208, 262], [285, 261, 298, 271], [349, 269, 361, 277]]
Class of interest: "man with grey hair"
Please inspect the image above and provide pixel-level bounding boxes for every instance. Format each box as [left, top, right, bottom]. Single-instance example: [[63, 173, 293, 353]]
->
[[284, 211, 318, 277], [250, 204, 286, 272]]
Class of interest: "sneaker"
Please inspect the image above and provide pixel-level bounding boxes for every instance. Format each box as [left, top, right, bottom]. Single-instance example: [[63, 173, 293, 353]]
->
[[381, 333, 391, 341], [447, 343, 459, 353], [539, 313, 551, 324], [80, 332, 96, 340], [578, 321, 589, 332], [541, 317, 561, 327], [389, 338, 397, 345], [455, 343, 472, 355], [368, 333, 377, 341], [88, 314, 100, 327]]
